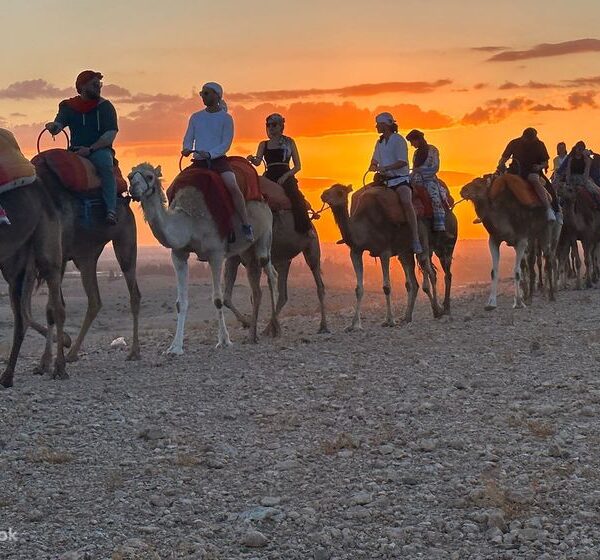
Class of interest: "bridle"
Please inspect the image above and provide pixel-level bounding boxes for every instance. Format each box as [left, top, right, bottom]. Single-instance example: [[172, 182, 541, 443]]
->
[[129, 170, 156, 201]]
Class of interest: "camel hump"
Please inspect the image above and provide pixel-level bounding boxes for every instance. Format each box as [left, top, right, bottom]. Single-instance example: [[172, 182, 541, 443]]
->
[[257, 176, 292, 211], [351, 184, 406, 223], [31, 148, 127, 194], [490, 173, 548, 207], [228, 156, 263, 202], [0, 129, 36, 187]]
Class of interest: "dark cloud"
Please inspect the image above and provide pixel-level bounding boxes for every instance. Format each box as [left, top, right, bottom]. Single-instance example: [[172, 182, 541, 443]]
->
[[499, 81, 556, 90], [489, 38, 600, 62], [471, 46, 508, 52], [563, 75, 600, 87], [0, 79, 71, 99], [568, 91, 597, 109], [460, 97, 535, 125], [529, 104, 566, 112]]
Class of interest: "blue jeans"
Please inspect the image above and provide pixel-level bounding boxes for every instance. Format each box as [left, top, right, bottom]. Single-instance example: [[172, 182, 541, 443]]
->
[[87, 148, 117, 214]]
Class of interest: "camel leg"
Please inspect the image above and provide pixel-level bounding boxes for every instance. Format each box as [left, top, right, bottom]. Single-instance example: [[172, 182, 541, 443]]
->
[[574, 241, 582, 289], [418, 253, 443, 318], [347, 249, 364, 331], [45, 273, 66, 380], [223, 255, 251, 328], [262, 259, 280, 338], [263, 260, 290, 338], [544, 247, 556, 302], [380, 252, 394, 327], [525, 244, 536, 305], [513, 239, 528, 309], [66, 254, 102, 362], [113, 232, 141, 361], [583, 240, 593, 289], [302, 235, 329, 334], [398, 251, 418, 323], [486, 237, 501, 311], [536, 243, 544, 291], [245, 259, 262, 344], [0, 264, 28, 389], [208, 254, 231, 349], [168, 250, 190, 355]]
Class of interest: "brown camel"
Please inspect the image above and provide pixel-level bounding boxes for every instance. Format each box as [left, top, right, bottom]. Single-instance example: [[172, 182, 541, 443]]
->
[[30, 157, 140, 363], [223, 206, 328, 336], [320, 184, 443, 330], [0, 181, 67, 388], [460, 174, 559, 309], [556, 180, 600, 289]]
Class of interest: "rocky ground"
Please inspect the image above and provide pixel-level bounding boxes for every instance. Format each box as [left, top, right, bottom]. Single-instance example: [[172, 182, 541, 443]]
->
[[1, 271, 600, 559]]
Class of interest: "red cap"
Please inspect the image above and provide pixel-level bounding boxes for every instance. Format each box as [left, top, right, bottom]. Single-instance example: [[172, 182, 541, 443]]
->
[[75, 70, 103, 93]]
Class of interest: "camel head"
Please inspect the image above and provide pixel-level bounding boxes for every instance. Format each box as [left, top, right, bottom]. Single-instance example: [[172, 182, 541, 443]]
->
[[460, 175, 491, 203], [556, 179, 576, 201], [128, 163, 163, 202], [321, 184, 353, 208]]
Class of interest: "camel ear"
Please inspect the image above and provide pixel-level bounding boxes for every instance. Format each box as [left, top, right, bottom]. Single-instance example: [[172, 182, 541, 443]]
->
[[155, 165, 163, 177], [345, 184, 353, 193], [485, 176, 492, 187]]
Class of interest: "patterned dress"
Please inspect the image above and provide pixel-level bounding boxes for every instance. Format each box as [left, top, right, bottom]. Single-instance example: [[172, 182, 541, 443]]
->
[[411, 144, 448, 231]]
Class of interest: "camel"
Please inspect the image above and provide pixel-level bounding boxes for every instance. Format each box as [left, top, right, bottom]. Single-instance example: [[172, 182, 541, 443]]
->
[[222, 209, 328, 336], [31, 157, 141, 364], [556, 180, 600, 289], [460, 174, 559, 310], [128, 162, 278, 351], [320, 184, 443, 330], [0, 180, 66, 388]]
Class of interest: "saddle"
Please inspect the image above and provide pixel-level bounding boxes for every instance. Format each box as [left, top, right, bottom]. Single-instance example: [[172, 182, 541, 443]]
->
[[489, 173, 550, 207], [0, 129, 36, 191], [31, 148, 128, 195]]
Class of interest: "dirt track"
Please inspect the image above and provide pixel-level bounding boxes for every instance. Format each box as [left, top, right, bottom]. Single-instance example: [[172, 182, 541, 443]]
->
[[1, 263, 600, 559]]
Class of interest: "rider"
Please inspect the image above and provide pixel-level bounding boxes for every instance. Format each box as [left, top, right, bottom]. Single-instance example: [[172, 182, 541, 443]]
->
[[247, 113, 312, 234], [369, 113, 422, 254], [182, 82, 254, 242], [45, 70, 119, 225], [551, 142, 567, 182], [406, 129, 448, 233], [564, 141, 600, 206], [497, 127, 555, 222]]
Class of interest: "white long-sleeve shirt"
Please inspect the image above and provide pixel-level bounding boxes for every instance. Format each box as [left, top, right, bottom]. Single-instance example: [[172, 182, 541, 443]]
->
[[182, 109, 233, 160]]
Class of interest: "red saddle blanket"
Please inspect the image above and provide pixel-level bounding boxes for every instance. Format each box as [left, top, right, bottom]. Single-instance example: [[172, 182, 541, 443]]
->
[[489, 173, 549, 207], [31, 149, 128, 194], [352, 182, 454, 223]]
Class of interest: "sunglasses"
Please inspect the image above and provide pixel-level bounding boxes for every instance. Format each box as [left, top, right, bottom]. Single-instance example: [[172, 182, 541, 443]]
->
[[266, 122, 280, 127]]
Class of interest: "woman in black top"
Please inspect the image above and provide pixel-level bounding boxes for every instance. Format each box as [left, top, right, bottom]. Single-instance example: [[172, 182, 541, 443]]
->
[[565, 141, 600, 205], [247, 113, 312, 233]]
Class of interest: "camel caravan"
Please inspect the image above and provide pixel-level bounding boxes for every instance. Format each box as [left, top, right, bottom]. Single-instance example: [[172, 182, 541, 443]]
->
[[1, 71, 598, 387]]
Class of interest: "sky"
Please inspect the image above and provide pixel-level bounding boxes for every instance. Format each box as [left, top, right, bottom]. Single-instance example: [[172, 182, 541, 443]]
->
[[2, 0, 600, 243]]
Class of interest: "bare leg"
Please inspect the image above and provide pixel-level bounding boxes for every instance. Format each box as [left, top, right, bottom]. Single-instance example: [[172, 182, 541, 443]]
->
[[347, 249, 364, 331], [396, 185, 420, 247], [486, 236, 501, 310], [168, 250, 189, 355], [221, 171, 250, 225]]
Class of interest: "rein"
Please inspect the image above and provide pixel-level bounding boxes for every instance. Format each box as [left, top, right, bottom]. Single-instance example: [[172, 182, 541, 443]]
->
[[130, 170, 156, 200], [37, 128, 70, 154]]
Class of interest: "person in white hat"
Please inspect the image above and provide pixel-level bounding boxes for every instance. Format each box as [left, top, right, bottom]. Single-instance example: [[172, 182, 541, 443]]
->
[[182, 82, 254, 242], [369, 112, 422, 254]]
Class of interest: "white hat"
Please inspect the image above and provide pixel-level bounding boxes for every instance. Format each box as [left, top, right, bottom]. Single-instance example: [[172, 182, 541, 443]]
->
[[201, 82, 228, 112], [375, 112, 396, 125]]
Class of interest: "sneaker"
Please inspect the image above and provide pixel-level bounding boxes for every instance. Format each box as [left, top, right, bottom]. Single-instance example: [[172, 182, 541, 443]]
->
[[242, 223, 254, 242], [106, 210, 118, 225], [546, 207, 556, 222], [412, 239, 423, 254], [473, 217, 482, 224], [0, 208, 10, 226]]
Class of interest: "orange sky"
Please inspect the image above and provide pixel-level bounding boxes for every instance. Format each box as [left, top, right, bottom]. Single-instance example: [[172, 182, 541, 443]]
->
[[2, 1, 600, 243]]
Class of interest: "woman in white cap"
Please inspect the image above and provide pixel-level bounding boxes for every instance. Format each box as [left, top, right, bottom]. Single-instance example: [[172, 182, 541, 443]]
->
[[369, 112, 422, 254], [182, 82, 254, 241]]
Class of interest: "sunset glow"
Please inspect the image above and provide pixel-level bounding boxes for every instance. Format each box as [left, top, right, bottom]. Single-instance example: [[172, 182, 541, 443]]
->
[[3, 0, 600, 243]]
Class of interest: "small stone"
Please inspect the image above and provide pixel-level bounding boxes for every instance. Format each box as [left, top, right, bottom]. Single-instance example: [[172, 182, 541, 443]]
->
[[487, 510, 507, 532], [138, 427, 166, 441], [350, 491, 372, 506], [28, 509, 44, 522], [314, 548, 330, 560], [242, 530, 268, 548], [149, 495, 173, 508], [260, 496, 281, 507]]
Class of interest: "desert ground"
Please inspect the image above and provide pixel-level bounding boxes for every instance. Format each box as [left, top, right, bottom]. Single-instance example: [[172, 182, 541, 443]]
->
[[1, 241, 600, 559]]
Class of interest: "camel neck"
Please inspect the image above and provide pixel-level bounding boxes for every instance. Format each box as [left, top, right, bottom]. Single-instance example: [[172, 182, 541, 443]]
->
[[330, 203, 354, 246], [140, 186, 190, 249]]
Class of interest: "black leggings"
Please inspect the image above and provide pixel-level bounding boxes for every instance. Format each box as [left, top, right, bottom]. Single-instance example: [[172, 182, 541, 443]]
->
[[279, 176, 312, 233]]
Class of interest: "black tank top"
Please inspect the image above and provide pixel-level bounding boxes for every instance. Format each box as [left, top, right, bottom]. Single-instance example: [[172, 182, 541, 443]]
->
[[263, 140, 291, 181], [569, 155, 586, 175]]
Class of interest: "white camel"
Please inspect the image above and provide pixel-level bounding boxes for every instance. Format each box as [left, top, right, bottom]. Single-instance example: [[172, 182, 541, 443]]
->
[[128, 163, 279, 352]]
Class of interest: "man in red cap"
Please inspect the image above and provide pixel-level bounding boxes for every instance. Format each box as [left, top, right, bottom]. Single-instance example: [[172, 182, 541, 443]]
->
[[45, 70, 119, 224]]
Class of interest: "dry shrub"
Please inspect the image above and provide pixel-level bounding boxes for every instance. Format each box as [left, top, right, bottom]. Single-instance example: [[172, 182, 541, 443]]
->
[[526, 419, 556, 439], [27, 447, 73, 464], [172, 453, 201, 467], [321, 432, 360, 455], [480, 476, 531, 521]]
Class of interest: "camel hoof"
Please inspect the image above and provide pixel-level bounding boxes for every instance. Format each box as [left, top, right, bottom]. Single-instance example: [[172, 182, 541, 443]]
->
[[65, 352, 80, 363], [344, 324, 362, 333], [32, 365, 50, 376], [317, 326, 330, 334], [216, 340, 233, 349], [126, 350, 141, 361], [484, 304, 497, 311], [381, 320, 396, 327], [247, 336, 259, 344], [166, 346, 184, 356], [0, 374, 13, 389], [513, 301, 526, 309], [52, 368, 69, 380]]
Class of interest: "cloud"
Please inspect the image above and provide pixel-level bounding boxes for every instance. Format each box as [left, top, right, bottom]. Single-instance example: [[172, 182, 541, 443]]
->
[[460, 97, 535, 125], [499, 81, 556, 90], [10, 112, 27, 118], [473, 83, 488, 90], [226, 80, 452, 102], [488, 38, 600, 62], [568, 91, 597, 109], [471, 46, 508, 52], [0, 79, 71, 99], [563, 75, 600, 87], [529, 103, 565, 112]]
